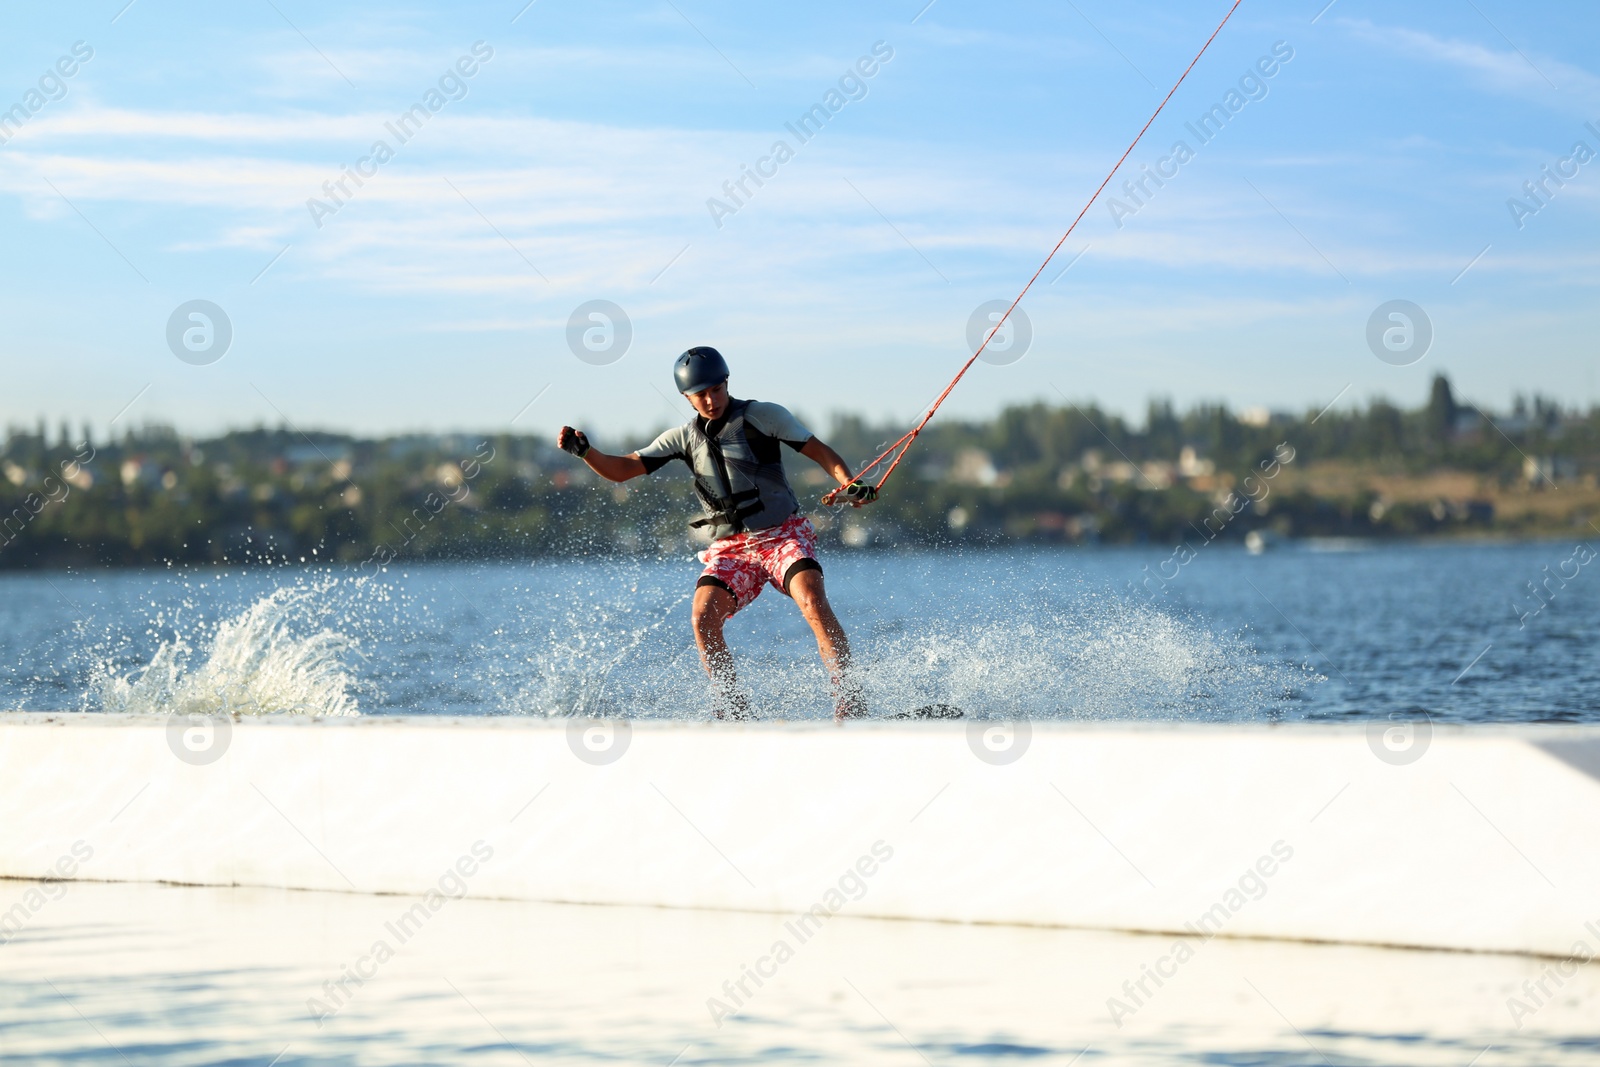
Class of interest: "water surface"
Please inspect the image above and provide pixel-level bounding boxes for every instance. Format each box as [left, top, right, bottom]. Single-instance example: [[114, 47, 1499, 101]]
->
[[1, 878, 1593, 1066], [1, 541, 1594, 721]]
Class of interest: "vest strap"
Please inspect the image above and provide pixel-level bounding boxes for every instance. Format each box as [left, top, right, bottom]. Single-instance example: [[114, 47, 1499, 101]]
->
[[688, 489, 762, 529]]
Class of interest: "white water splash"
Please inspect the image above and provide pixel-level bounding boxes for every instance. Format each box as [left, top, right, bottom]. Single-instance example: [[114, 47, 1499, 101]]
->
[[68, 557, 1314, 722], [854, 596, 1313, 721], [490, 573, 1315, 721], [508, 590, 697, 718], [96, 583, 365, 717]]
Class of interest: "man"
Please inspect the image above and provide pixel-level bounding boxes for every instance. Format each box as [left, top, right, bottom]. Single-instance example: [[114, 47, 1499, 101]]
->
[[556, 346, 878, 721]]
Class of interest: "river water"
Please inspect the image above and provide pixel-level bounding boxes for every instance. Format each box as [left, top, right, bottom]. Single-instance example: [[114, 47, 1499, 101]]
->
[[2, 878, 1595, 1066], [1, 540, 1595, 721]]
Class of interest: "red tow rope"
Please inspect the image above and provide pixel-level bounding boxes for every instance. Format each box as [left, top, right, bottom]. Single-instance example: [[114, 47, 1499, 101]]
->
[[824, 0, 1245, 507]]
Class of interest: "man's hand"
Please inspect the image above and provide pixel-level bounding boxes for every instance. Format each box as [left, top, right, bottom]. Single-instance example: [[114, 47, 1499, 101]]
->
[[555, 433, 648, 483], [557, 426, 590, 458], [839, 479, 878, 507]]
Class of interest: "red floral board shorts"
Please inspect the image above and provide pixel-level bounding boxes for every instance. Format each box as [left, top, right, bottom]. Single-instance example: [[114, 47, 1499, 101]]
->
[[697, 515, 820, 613]]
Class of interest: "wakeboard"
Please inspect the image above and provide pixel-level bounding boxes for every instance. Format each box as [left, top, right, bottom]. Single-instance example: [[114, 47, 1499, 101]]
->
[[887, 704, 964, 720]]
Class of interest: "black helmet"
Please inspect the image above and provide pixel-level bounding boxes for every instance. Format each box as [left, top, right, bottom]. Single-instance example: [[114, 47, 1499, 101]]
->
[[674, 346, 730, 394]]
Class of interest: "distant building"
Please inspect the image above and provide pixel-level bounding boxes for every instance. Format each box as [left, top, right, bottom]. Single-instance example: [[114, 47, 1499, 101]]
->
[[119, 458, 160, 487], [950, 448, 1002, 487], [1178, 446, 1215, 478], [1523, 455, 1576, 487], [1140, 461, 1175, 489], [1101, 461, 1138, 484]]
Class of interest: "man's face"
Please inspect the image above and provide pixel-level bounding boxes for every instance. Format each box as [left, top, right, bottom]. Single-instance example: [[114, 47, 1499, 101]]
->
[[686, 380, 729, 420]]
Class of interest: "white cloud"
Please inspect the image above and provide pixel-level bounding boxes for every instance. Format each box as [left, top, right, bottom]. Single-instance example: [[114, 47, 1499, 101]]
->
[[1338, 18, 1600, 110], [4, 81, 1597, 311]]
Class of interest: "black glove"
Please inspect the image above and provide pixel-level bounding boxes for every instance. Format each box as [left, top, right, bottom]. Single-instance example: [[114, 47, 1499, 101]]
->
[[840, 479, 878, 505], [558, 427, 590, 458]]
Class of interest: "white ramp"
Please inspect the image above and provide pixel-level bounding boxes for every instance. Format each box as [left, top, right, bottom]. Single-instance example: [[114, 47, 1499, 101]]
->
[[2, 713, 1598, 959]]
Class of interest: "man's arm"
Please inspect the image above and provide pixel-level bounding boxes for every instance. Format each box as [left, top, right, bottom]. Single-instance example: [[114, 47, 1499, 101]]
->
[[799, 437, 878, 506], [799, 437, 855, 486], [583, 449, 648, 483], [556, 426, 647, 483]]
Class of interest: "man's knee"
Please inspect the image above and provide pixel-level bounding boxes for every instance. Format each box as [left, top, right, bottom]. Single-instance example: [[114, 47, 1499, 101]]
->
[[693, 582, 734, 631], [787, 567, 829, 618], [784, 559, 823, 597], [691, 603, 723, 632], [792, 588, 825, 617]]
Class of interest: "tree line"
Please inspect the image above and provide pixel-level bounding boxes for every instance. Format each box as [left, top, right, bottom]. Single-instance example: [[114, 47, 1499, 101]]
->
[[1, 376, 1592, 569]]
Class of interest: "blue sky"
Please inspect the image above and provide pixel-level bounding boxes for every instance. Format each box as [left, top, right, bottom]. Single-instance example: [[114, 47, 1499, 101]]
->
[[1, 0, 1596, 441]]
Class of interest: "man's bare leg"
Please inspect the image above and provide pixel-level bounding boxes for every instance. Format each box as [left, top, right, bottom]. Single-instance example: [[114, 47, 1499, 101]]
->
[[691, 583, 747, 719], [786, 567, 865, 720]]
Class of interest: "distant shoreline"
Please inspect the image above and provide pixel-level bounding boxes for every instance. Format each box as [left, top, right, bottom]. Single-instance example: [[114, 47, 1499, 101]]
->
[[4, 375, 1594, 572], [0, 532, 1590, 579]]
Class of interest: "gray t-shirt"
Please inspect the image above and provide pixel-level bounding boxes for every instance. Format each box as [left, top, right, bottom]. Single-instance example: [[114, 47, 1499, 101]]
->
[[637, 400, 815, 538], [638, 401, 813, 464]]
